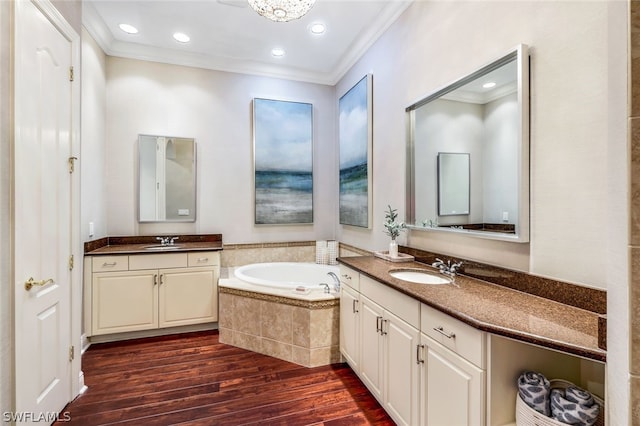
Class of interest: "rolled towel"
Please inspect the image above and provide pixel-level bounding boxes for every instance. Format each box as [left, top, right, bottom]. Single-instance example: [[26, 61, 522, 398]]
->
[[518, 371, 551, 416], [550, 386, 600, 426]]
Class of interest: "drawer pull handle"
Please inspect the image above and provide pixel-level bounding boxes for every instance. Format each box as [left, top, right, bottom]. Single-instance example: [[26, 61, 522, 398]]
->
[[416, 344, 425, 364], [102, 262, 117, 267], [433, 326, 456, 339], [341, 274, 352, 280], [352, 299, 359, 314], [196, 257, 209, 262]]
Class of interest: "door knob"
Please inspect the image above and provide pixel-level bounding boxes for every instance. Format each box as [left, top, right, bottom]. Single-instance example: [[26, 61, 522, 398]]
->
[[24, 277, 54, 291]]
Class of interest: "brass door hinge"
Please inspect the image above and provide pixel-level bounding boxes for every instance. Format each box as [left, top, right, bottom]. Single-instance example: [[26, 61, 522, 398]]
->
[[69, 66, 74, 82], [68, 156, 78, 173], [69, 345, 75, 362], [68, 255, 74, 270]]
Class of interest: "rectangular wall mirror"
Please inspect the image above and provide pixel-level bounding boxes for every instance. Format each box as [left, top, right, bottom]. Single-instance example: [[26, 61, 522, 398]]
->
[[406, 44, 529, 242], [138, 134, 196, 222]]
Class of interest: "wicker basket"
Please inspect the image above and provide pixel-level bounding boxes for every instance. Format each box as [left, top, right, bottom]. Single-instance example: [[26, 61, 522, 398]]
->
[[515, 379, 604, 426]]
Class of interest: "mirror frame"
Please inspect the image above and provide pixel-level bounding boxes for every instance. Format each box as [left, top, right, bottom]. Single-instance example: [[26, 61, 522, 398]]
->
[[405, 44, 529, 242], [138, 134, 197, 223]]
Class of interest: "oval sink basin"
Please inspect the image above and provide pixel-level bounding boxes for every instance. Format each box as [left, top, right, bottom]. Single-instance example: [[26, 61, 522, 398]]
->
[[143, 245, 183, 251], [389, 270, 451, 285]]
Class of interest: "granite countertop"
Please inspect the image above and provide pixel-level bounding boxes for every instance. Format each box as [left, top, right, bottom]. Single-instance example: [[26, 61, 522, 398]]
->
[[338, 256, 605, 362], [84, 234, 223, 255]]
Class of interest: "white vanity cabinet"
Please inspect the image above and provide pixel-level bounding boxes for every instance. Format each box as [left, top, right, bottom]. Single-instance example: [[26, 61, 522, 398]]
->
[[86, 251, 219, 337], [419, 303, 485, 426], [341, 271, 421, 426]]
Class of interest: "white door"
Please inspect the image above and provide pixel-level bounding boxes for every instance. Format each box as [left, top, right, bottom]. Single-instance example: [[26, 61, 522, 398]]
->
[[14, 0, 73, 421]]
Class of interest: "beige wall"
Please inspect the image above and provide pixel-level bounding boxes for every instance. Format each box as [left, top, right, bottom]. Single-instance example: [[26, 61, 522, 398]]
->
[[102, 57, 337, 243], [630, 1, 640, 423]]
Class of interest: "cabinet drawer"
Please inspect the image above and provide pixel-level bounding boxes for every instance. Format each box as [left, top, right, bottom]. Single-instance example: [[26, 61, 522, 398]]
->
[[421, 303, 485, 367], [92, 256, 128, 272], [129, 253, 188, 270], [339, 265, 360, 291], [188, 251, 219, 267], [361, 275, 420, 328]]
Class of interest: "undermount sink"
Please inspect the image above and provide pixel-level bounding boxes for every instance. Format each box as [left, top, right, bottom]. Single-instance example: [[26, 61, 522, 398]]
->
[[143, 245, 184, 251], [389, 270, 451, 285]]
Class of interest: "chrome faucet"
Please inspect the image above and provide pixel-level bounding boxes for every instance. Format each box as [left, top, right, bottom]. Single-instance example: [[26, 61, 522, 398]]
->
[[327, 271, 341, 292], [432, 258, 463, 278], [156, 236, 179, 246]]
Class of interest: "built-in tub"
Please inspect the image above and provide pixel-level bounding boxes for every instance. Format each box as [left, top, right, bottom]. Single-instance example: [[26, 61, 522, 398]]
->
[[218, 262, 341, 367]]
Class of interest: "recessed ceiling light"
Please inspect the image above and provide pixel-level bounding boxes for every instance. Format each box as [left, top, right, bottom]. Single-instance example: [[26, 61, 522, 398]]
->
[[310, 23, 326, 35], [482, 82, 496, 89], [173, 32, 190, 43], [271, 47, 286, 57], [118, 23, 139, 34]]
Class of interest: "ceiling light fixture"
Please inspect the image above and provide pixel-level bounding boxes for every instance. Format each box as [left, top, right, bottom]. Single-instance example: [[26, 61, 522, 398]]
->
[[271, 47, 286, 57], [173, 32, 191, 43], [118, 23, 139, 34], [248, 0, 316, 22], [309, 23, 325, 35], [482, 82, 496, 89]]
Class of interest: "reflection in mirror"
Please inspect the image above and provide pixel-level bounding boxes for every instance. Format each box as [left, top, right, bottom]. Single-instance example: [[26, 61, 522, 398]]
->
[[438, 153, 470, 216], [406, 44, 529, 242], [138, 134, 196, 222]]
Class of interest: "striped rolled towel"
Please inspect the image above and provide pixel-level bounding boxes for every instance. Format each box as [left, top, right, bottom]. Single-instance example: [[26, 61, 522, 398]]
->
[[518, 371, 551, 416], [550, 385, 600, 425]]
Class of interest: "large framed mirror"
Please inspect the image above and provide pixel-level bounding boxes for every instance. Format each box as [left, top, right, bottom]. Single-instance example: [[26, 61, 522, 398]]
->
[[406, 44, 529, 242], [138, 134, 196, 222]]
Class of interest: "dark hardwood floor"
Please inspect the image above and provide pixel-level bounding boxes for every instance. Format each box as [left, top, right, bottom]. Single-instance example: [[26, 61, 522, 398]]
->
[[58, 330, 394, 425]]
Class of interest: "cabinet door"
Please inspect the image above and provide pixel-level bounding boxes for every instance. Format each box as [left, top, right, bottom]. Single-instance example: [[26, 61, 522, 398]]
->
[[340, 285, 360, 370], [423, 335, 485, 426], [92, 270, 158, 335], [359, 295, 384, 401], [159, 267, 218, 328], [383, 311, 420, 426]]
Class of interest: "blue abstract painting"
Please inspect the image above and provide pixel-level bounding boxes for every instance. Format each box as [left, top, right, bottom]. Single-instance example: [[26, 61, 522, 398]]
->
[[339, 75, 371, 228], [253, 98, 313, 224]]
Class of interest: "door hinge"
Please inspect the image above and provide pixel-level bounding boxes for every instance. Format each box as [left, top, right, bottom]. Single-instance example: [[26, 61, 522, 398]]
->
[[69, 345, 75, 362], [68, 255, 74, 270], [69, 66, 74, 82], [68, 156, 78, 173]]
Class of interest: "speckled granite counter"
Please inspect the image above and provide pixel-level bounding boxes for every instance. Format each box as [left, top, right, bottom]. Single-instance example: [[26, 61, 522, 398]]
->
[[84, 234, 223, 255], [338, 256, 605, 362]]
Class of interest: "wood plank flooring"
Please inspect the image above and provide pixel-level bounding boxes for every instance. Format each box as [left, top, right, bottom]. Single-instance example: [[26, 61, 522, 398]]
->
[[58, 330, 394, 425]]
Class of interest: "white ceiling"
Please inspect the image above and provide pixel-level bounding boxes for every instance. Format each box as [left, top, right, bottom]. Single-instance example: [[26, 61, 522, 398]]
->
[[83, 0, 413, 85]]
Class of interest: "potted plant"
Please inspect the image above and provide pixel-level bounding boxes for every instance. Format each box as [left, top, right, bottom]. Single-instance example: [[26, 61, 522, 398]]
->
[[383, 205, 406, 257]]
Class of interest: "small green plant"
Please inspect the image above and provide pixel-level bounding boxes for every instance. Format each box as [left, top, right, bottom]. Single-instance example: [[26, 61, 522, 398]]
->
[[383, 205, 406, 240]]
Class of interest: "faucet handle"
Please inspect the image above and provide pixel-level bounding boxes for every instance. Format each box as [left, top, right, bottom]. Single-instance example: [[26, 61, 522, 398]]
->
[[169, 236, 179, 245]]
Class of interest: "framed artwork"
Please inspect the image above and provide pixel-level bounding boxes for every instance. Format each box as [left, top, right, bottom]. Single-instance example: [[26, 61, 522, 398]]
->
[[339, 74, 372, 228], [253, 98, 313, 225]]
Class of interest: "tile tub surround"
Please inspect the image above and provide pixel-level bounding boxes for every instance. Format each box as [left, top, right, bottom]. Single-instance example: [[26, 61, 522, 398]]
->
[[338, 255, 605, 362], [221, 241, 316, 267], [84, 234, 223, 254], [218, 286, 340, 368]]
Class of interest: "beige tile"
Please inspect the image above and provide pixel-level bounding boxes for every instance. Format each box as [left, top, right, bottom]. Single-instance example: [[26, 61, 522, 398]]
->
[[218, 293, 233, 329], [310, 307, 340, 348], [292, 307, 310, 348], [632, 247, 640, 375], [261, 338, 292, 362], [291, 345, 311, 367], [630, 118, 640, 245], [218, 327, 233, 345], [261, 301, 293, 343], [309, 345, 341, 368], [234, 331, 262, 353], [234, 297, 261, 335], [632, 375, 640, 425]]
